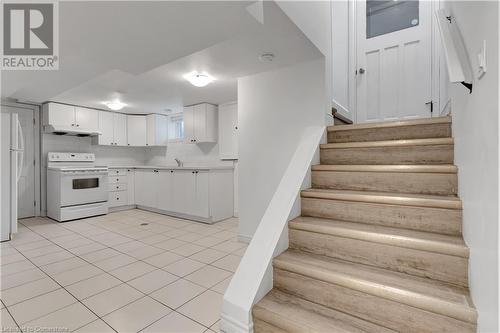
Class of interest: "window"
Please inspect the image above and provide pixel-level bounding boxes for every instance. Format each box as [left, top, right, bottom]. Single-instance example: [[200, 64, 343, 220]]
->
[[366, 0, 419, 39], [167, 114, 184, 142]]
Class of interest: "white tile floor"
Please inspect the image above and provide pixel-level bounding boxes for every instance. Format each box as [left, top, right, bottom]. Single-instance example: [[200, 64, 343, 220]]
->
[[1, 209, 245, 332]]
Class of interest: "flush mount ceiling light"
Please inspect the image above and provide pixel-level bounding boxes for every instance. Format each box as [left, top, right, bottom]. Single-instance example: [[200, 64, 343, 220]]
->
[[103, 100, 127, 111], [184, 72, 215, 87]]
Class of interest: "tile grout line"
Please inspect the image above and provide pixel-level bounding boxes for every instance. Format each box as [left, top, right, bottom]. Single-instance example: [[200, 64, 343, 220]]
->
[[7, 210, 242, 331]]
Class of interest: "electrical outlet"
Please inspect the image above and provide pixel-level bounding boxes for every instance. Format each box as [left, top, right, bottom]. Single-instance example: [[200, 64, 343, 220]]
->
[[477, 40, 487, 79]]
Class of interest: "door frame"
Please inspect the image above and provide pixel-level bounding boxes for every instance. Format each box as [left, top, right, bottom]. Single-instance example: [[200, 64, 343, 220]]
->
[[347, 0, 445, 122], [0, 101, 41, 217]]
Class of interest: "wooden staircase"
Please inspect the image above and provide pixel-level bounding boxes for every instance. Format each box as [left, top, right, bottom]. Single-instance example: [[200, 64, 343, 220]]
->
[[252, 116, 477, 333]]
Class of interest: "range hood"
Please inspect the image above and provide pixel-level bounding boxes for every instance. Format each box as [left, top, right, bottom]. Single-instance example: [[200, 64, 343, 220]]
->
[[44, 125, 101, 137]]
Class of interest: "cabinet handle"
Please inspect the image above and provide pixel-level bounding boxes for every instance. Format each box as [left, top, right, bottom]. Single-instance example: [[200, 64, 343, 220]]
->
[[76, 124, 80, 127], [170, 170, 174, 173], [127, 144, 130, 146]]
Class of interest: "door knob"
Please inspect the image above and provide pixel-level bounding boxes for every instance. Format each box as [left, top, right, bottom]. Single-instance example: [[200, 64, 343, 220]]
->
[[358, 68, 366, 74]]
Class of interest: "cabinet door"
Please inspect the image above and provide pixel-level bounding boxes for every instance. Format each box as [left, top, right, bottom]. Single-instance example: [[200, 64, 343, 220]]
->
[[157, 170, 173, 211], [134, 170, 157, 208], [113, 113, 127, 146], [75, 107, 98, 131], [127, 115, 147, 146], [219, 102, 238, 159], [126, 169, 135, 205], [193, 104, 206, 143], [183, 106, 195, 143], [46, 103, 75, 127], [172, 170, 195, 215], [147, 114, 168, 146], [193, 171, 210, 218], [98, 111, 114, 145]]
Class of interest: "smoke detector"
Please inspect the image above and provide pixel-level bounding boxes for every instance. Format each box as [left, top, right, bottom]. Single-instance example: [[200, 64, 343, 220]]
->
[[259, 53, 275, 62]]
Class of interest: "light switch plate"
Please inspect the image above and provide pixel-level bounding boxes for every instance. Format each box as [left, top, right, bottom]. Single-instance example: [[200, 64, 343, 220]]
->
[[477, 40, 487, 79]]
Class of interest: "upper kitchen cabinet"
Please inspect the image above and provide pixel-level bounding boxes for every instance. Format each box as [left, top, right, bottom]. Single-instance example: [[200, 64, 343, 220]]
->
[[218, 102, 238, 159], [184, 103, 217, 144], [94, 111, 127, 146], [146, 114, 168, 146], [43, 102, 99, 134], [127, 115, 147, 146], [74, 107, 98, 131]]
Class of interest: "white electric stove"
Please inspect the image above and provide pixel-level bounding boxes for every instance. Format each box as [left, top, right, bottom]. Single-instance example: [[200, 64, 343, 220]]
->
[[47, 152, 108, 222]]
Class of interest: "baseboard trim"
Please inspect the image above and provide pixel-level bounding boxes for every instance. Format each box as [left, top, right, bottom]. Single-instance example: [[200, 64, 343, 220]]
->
[[109, 205, 136, 213], [237, 234, 252, 244], [220, 312, 253, 333]]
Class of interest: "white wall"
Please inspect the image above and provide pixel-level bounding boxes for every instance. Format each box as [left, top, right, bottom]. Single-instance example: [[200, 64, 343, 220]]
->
[[331, 0, 353, 120], [444, 2, 499, 332], [238, 58, 325, 239], [144, 142, 230, 167], [275, 1, 333, 123]]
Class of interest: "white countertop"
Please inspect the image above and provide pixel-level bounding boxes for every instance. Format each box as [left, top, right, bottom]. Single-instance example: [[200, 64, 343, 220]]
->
[[105, 165, 234, 171]]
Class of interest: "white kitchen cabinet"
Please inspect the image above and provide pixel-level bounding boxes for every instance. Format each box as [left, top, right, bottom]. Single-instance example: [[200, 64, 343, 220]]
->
[[127, 115, 147, 146], [43, 103, 75, 127], [184, 103, 217, 143], [95, 111, 127, 146], [157, 170, 173, 211], [114, 113, 127, 146], [75, 107, 99, 131], [192, 171, 210, 218], [134, 169, 158, 208], [147, 114, 168, 146], [43, 102, 98, 132], [172, 170, 192, 214], [126, 169, 135, 205], [218, 102, 238, 159]]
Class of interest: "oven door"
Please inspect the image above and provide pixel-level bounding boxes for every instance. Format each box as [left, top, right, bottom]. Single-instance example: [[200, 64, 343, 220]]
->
[[60, 171, 108, 207]]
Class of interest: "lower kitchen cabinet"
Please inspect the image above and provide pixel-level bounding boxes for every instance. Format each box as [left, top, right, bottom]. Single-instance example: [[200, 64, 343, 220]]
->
[[134, 169, 158, 208], [108, 168, 135, 209], [131, 167, 233, 223]]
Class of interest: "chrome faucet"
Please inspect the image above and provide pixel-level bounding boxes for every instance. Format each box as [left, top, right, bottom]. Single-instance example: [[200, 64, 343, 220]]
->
[[174, 158, 183, 167]]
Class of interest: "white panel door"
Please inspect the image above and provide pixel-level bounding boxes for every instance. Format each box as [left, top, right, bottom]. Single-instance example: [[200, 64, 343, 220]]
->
[[134, 170, 157, 208], [113, 113, 127, 146], [98, 111, 114, 145], [75, 107, 98, 131], [356, 0, 432, 123], [157, 170, 173, 211]]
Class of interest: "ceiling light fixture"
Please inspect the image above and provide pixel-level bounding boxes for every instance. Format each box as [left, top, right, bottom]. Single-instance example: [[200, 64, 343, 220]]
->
[[103, 100, 127, 111], [184, 72, 215, 87]]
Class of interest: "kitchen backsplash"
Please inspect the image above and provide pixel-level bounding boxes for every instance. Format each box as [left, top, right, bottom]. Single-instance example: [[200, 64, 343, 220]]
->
[[145, 141, 233, 167]]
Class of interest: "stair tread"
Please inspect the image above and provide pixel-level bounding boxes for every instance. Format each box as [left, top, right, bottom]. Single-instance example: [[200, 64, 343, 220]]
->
[[321, 138, 453, 149], [327, 116, 451, 132], [311, 164, 458, 173], [254, 289, 396, 333], [274, 250, 477, 323], [289, 216, 468, 257], [301, 188, 461, 209]]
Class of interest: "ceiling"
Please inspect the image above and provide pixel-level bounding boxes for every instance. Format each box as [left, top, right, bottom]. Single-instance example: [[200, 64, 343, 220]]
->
[[1, 1, 322, 114]]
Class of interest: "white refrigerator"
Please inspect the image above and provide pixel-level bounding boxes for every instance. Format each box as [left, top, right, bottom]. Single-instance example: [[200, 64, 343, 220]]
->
[[1, 113, 23, 241]]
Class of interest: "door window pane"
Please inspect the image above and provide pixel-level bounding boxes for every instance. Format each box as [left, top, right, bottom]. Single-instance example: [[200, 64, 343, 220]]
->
[[367, 0, 419, 39]]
